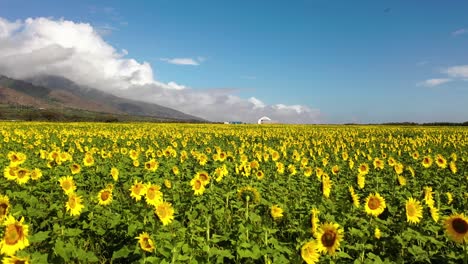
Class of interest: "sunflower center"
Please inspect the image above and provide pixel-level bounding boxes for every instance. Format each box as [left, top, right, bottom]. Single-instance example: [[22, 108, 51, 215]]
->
[[360, 165, 366, 172], [142, 237, 152, 249], [101, 191, 111, 201], [157, 206, 168, 218], [368, 197, 381, 210], [69, 196, 76, 209], [17, 170, 27, 178], [0, 203, 8, 216], [199, 174, 208, 181], [452, 218, 468, 234], [407, 204, 416, 217], [321, 230, 337, 247], [147, 189, 156, 200], [5, 224, 23, 245], [194, 180, 202, 189], [62, 181, 71, 190], [133, 184, 143, 195]]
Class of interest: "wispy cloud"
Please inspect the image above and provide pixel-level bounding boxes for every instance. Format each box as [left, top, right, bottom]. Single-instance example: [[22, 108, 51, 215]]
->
[[452, 28, 468, 36], [418, 78, 452, 87], [444, 65, 468, 78], [160, 57, 202, 66]]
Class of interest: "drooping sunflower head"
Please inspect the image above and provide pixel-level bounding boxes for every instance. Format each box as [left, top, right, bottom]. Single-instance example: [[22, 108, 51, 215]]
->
[[155, 201, 175, 226], [110, 167, 119, 181], [405, 197, 423, 224], [1, 255, 30, 264], [444, 213, 468, 243], [364, 193, 386, 217], [301, 241, 320, 264], [0, 215, 30, 256], [0, 195, 10, 221], [135, 232, 155, 252], [316, 222, 344, 255], [237, 186, 261, 204]]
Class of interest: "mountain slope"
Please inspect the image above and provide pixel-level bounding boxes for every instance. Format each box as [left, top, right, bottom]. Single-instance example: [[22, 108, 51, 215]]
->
[[0, 75, 205, 122]]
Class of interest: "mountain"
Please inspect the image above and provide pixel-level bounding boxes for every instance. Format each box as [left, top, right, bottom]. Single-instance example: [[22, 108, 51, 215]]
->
[[0, 74, 205, 122]]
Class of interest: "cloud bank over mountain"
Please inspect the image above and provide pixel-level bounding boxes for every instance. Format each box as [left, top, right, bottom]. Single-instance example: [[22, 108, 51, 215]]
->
[[0, 17, 320, 123]]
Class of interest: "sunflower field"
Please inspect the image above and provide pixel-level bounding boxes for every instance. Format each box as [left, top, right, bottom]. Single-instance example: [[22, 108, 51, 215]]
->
[[0, 122, 467, 263]]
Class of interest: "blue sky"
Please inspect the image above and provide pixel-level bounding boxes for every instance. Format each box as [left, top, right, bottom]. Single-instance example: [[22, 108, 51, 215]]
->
[[0, 0, 467, 123]]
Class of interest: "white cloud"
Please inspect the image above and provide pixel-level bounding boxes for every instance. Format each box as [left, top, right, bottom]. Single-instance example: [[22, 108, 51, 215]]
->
[[444, 65, 468, 78], [0, 16, 321, 123], [418, 78, 452, 87], [160, 57, 201, 66], [452, 28, 468, 36]]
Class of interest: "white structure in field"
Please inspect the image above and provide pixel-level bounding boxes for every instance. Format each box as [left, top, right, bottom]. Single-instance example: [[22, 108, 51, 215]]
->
[[257, 116, 278, 124]]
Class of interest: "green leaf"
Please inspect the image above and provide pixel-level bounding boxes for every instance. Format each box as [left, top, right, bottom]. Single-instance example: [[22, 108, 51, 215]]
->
[[29, 231, 50, 243], [112, 245, 132, 260]]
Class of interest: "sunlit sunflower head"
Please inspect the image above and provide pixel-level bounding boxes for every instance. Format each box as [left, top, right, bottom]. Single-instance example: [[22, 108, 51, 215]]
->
[[145, 184, 163, 207], [255, 170, 265, 180], [358, 163, 369, 175], [315, 167, 323, 179], [270, 205, 284, 220], [135, 232, 155, 252], [449, 161, 457, 174], [397, 175, 407, 186], [69, 163, 81, 175], [423, 186, 435, 208], [190, 176, 206, 195], [1, 255, 30, 264], [301, 241, 320, 264], [0, 195, 10, 221], [144, 159, 159, 172], [237, 186, 261, 204], [7, 152, 26, 166], [444, 213, 468, 243], [30, 168, 43, 181], [364, 193, 386, 217], [3, 166, 18, 181], [331, 165, 340, 175], [412, 151, 419, 160], [172, 166, 180, 175], [97, 188, 113, 205], [58, 176, 76, 195], [373, 158, 384, 170], [66, 193, 84, 216], [83, 154, 94, 167], [311, 208, 320, 237], [164, 179, 172, 189], [316, 222, 344, 255], [374, 228, 381, 239], [110, 167, 119, 181], [394, 163, 404, 175], [435, 155, 447, 169], [387, 157, 396, 167], [15, 168, 30, 185], [422, 156, 433, 168], [407, 166, 415, 177], [196, 171, 210, 185], [446, 192, 453, 205], [155, 201, 175, 226], [429, 206, 439, 223], [129, 180, 146, 201], [405, 198, 423, 224], [357, 173, 366, 189], [303, 166, 313, 177], [348, 186, 360, 208], [0, 215, 29, 256]]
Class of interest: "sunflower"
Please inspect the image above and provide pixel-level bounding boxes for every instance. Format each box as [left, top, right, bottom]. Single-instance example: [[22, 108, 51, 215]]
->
[[155, 201, 175, 226], [144, 159, 159, 172], [358, 163, 369, 175], [172, 166, 180, 175], [315, 167, 323, 179], [276, 162, 285, 174], [331, 165, 340, 175], [0, 215, 29, 256], [429, 206, 439, 223], [449, 161, 457, 174], [316, 222, 344, 255], [129, 180, 146, 201], [303, 166, 313, 177], [7, 152, 26, 167], [58, 176, 76, 195], [164, 179, 172, 189], [311, 208, 320, 237], [145, 183, 163, 207], [270, 205, 284, 220], [364, 193, 386, 217], [394, 163, 404, 175], [301, 241, 320, 264], [435, 155, 447, 169], [15, 168, 30, 185], [2, 255, 30, 264], [66, 193, 84, 216], [110, 167, 119, 181], [446, 192, 453, 205], [397, 175, 407, 186], [405, 198, 423, 224], [322, 174, 332, 198], [83, 154, 94, 167], [422, 156, 432, 168], [97, 188, 113, 205], [374, 228, 381, 239], [3, 166, 18, 181], [196, 171, 210, 185], [30, 168, 42, 181], [412, 151, 419, 160], [348, 186, 360, 208], [342, 151, 349, 161], [387, 157, 396, 167], [288, 164, 297, 175], [357, 173, 365, 189], [349, 159, 355, 169], [373, 158, 384, 170], [256, 170, 265, 180], [135, 232, 155, 252], [423, 187, 435, 208], [0, 195, 10, 221], [444, 214, 468, 243], [407, 166, 415, 177], [190, 177, 206, 195], [237, 186, 261, 204]]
